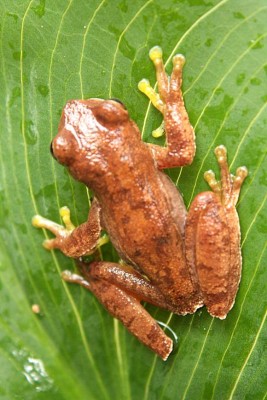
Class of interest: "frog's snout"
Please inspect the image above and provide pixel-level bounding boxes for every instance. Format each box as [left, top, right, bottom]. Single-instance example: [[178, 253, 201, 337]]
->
[[50, 133, 76, 166]]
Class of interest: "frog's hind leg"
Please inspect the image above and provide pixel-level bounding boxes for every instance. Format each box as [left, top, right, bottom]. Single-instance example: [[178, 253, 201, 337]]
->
[[185, 146, 247, 319], [185, 191, 230, 319], [61, 262, 173, 360]]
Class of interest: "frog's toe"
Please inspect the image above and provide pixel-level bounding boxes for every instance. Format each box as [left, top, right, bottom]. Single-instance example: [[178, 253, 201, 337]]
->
[[43, 238, 57, 250], [214, 144, 227, 164], [204, 169, 221, 194], [32, 214, 64, 236], [172, 53, 186, 69], [234, 166, 248, 185], [152, 121, 165, 138], [231, 166, 248, 204], [149, 45, 163, 62], [59, 206, 75, 232], [61, 270, 91, 289], [32, 214, 47, 228], [138, 79, 165, 113], [137, 79, 152, 96]]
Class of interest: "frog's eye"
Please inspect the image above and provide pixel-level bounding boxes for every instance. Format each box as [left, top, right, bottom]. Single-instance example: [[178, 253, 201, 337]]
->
[[50, 141, 56, 160], [92, 100, 129, 126], [109, 98, 127, 110]]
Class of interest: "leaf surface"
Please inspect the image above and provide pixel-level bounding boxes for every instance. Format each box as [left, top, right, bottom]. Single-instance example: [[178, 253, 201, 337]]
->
[[0, 0, 266, 399]]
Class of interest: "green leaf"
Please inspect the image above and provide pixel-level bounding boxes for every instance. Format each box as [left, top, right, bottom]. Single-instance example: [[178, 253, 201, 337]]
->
[[1, 0, 266, 399]]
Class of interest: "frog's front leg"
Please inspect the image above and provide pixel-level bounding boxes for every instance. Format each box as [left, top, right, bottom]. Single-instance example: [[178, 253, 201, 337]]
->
[[139, 46, 195, 169], [185, 146, 248, 319], [32, 198, 105, 258]]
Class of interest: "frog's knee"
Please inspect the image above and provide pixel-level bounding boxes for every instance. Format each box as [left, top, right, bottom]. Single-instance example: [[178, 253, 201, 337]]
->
[[190, 191, 219, 212]]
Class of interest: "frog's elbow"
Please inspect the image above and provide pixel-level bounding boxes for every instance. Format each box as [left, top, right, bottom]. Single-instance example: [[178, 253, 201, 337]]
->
[[180, 142, 196, 165]]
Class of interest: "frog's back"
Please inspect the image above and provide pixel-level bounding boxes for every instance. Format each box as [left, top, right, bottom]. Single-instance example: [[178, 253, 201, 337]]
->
[[95, 131, 190, 302]]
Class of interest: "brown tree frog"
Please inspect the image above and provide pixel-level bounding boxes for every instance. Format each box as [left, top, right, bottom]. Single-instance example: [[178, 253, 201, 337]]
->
[[32, 46, 247, 360]]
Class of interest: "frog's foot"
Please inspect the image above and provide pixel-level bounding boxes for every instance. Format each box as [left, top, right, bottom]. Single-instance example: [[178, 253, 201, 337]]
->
[[61, 269, 91, 289], [32, 206, 75, 250], [138, 46, 186, 138], [204, 145, 248, 207]]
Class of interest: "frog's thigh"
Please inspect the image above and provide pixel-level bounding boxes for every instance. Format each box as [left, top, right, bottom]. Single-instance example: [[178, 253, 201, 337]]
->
[[87, 261, 175, 312], [186, 192, 236, 319], [77, 263, 173, 360]]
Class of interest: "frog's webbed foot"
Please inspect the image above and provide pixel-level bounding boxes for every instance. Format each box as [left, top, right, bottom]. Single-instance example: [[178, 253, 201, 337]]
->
[[32, 206, 75, 250], [138, 46, 186, 138], [204, 145, 248, 207]]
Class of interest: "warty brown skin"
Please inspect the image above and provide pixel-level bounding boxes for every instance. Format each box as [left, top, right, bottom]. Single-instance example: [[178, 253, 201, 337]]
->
[[33, 48, 247, 360]]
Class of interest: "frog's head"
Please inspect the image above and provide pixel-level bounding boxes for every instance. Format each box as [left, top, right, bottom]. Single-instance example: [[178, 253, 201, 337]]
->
[[51, 98, 130, 183]]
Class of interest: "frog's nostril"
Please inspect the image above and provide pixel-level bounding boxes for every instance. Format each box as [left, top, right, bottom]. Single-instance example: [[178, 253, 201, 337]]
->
[[50, 141, 56, 160]]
